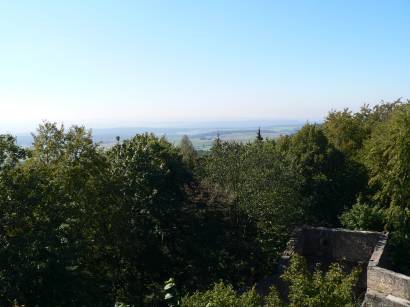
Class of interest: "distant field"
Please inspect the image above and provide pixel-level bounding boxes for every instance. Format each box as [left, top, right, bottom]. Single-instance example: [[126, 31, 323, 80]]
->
[[165, 125, 302, 150], [14, 123, 303, 150]]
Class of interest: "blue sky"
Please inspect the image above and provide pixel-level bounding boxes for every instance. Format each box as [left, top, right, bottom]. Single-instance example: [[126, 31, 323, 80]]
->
[[0, 1, 409, 132]]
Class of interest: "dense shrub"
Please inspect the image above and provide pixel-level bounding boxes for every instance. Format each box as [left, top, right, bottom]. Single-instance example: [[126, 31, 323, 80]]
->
[[181, 254, 360, 307], [282, 255, 361, 307], [340, 202, 385, 231], [181, 282, 279, 307]]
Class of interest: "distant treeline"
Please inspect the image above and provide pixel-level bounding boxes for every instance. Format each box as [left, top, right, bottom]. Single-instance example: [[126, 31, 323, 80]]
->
[[0, 100, 409, 306], [13, 124, 302, 151]]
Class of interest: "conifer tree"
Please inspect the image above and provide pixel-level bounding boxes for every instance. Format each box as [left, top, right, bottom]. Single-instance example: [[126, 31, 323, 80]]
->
[[256, 128, 263, 141]]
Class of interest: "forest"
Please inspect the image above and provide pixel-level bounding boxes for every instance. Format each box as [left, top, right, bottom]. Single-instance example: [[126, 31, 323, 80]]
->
[[0, 100, 410, 306]]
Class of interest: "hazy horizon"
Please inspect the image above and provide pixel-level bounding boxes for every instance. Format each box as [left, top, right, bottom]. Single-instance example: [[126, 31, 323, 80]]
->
[[7, 118, 305, 135], [10, 119, 304, 150]]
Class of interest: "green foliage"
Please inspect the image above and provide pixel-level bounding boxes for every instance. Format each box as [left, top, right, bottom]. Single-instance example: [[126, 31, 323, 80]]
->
[[280, 124, 367, 226], [0, 134, 27, 170], [106, 134, 263, 303], [181, 255, 360, 307], [3, 98, 410, 305], [364, 104, 410, 211], [323, 109, 367, 159], [323, 100, 405, 160], [323, 100, 410, 274], [0, 122, 113, 305], [340, 202, 385, 231], [387, 230, 410, 274], [264, 287, 283, 307], [361, 103, 410, 273], [204, 140, 306, 272], [0, 124, 262, 305], [282, 254, 361, 307], [105, 133, 209, 304], [179, 135, 198, 169], [181, 282, 274, 307]]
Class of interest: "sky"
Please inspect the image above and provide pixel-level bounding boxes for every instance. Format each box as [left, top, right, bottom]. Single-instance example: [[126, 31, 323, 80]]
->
[[0, 0, 409, 133]]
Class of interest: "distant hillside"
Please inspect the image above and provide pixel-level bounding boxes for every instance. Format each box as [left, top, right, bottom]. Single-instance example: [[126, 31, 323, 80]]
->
[[13, 121, 303, 150]]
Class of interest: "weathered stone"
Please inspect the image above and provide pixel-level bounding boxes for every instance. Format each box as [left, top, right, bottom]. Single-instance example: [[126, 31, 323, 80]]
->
[[279, 226, 410, 306]]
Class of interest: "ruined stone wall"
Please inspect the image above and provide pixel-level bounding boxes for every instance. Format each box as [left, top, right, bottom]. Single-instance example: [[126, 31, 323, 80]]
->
[[280, 226, 410, 306], [367, 267, 410, 301], [364, 230, 410, 305], [299, 227, 384, 263]]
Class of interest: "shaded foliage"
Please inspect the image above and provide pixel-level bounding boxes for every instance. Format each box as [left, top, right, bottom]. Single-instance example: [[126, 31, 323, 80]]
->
[[278, 124, 367, 226], [337, 100, 410, 274], [0, 124, 265, 306], [203, 139, 307, 273], [179, 135, 197, 170]]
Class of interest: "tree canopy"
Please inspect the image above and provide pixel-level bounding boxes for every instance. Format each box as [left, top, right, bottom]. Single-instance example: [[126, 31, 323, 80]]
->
[[1, 100, 410, 305]]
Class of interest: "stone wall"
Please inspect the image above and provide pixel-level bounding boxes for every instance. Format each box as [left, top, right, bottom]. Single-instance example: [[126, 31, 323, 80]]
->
[[298, 227, 384, 262], [367, 267, 410, 301], [280, 226, 387, 297], [363, 230, 410, 306], [280, 226, 410, 306]]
